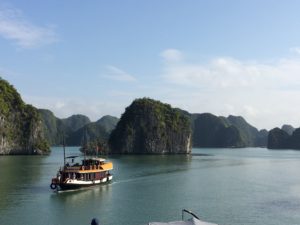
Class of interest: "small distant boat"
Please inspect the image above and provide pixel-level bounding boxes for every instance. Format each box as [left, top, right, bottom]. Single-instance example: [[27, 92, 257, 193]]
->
[[50, 142, 113, 190], [149, 209, 218, 225]]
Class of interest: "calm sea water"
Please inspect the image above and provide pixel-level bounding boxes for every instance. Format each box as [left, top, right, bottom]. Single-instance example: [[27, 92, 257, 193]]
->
[[0, 147, 300, 225]]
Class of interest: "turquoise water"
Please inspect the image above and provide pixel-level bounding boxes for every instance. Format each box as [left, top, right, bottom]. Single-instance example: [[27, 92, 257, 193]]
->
[[1, 147, 300, 225]]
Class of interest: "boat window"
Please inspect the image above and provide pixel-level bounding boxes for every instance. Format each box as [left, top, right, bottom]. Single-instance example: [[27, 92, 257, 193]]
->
[[100, 172, 105, 178]]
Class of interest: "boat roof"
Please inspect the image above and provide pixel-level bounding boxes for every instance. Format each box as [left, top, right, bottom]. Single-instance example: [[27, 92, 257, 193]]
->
[[65, 156, 106, 161], [149, 218, 218, 225], [83, 157, 106, 162], [65, 156, 79, 159]]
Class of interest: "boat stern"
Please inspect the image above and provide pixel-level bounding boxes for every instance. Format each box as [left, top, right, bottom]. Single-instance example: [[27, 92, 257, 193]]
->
[[50, 177, 59, 190]]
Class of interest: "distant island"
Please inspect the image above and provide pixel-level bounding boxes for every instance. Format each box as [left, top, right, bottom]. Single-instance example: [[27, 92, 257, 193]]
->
[[1, 77, 300, 155], [39, 109, 119, 147], [268, 125, 300, 150], [190, 113, 268, 148]]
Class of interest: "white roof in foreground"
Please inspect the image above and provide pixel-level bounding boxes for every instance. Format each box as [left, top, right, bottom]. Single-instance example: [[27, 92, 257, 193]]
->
[[149, 217, 218, 225]]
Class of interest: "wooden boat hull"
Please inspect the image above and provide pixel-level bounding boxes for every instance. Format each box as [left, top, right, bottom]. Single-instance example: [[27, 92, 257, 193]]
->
[[58, 175, 113, 190]]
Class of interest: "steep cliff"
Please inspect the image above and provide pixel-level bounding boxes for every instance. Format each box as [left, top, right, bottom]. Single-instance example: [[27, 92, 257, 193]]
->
[[289, 128, 300, 149], [191, 113, 268, 148], [267, 128, 290, 149], [192, 113, 246, 147], [77, 116, 119, 155], [108, 98, 192, 154], [61, 114, 91, 133], [39, 109, 62, 145], [66, 115, 119, 146], [226, 115, 268, 146], [256, 129, 269, 147], [281, 124, 295, 136], [96, 115, 119, 133], [39, 110, 91, 146], [268, 127, 300, 150], [0, 78, 49, 155]]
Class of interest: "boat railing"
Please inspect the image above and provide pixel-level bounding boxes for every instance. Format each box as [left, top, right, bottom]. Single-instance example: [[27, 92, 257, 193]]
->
[[182, 209, 200, 221], [64, 166, 81, 171], [80, 165, 105, 171]]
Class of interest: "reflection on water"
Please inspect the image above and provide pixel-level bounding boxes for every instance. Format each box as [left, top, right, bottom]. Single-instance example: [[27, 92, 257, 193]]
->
[[111, 154, 193, 181], [0, 156, 44, 210], [52, 183, 112, 204], [1, 147, 300, 225]]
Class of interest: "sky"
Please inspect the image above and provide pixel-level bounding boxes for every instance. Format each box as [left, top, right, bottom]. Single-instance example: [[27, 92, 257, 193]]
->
[[1, 0, 300, 130]]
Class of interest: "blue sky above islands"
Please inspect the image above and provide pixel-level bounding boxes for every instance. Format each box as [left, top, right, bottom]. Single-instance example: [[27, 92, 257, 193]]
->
[[1, 0, 300, 129]]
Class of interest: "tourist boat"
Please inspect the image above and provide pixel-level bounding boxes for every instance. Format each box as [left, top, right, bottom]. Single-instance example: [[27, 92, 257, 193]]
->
[[148, 209, 218, 225], [50, 145, 113, 190]]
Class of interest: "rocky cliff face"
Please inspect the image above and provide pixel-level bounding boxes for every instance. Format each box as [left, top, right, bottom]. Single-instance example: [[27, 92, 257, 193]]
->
[[192, 113, 246, 147], [191, 113, 268, 148], [39, 109, 91, 146], [226, 115, 260, 146], [0, 78, 49, 155], [268, 127, 300, 150], [268, 128, 290, 149], [39, 109, 61, 146], [109, 98, 192, 154], [61, 114, 91, 133], [39, 110, 119, 146], [281, 124, 295, 136]]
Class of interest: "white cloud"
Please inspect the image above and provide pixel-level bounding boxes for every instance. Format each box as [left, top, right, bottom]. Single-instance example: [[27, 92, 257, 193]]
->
[[54, 101, 65, 110], [160, 48, 183, 62], [0, 5, 58, 48], [159, 49, 300, 129], [102, 65, 136, 82], [23, 95, 124, 121], [290, 47, 300, 55], [17, 48, 300, 130], [162, 55, 300, 91], [242, 105, 259, 117]]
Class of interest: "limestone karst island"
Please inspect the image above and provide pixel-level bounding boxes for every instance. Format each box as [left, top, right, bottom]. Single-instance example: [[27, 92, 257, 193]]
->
[[1, 77, 300, 156]]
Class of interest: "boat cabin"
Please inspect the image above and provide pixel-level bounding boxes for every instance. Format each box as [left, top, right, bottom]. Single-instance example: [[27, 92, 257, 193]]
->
[[59, 157, 112, 182], [50, 146, 113, 190]]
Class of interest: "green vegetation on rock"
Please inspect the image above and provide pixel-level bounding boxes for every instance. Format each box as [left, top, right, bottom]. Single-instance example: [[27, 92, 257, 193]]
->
[[1, 78, 274, 154], [39, 110, 91, 146], [96, 115, 119, 133], [191, 113, 268, 148], [108, 98, 192, 154], [39, 109, 62, 146], [226, 115, 267, 146], [66, 116, 119, 146], [268, 127, 300, 150], [39, 110, 119, 147], [192, 113, 246, 147], [0, 78, 50, 155], [61, 114, 91, 132], [268, 128, 290, 149]]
